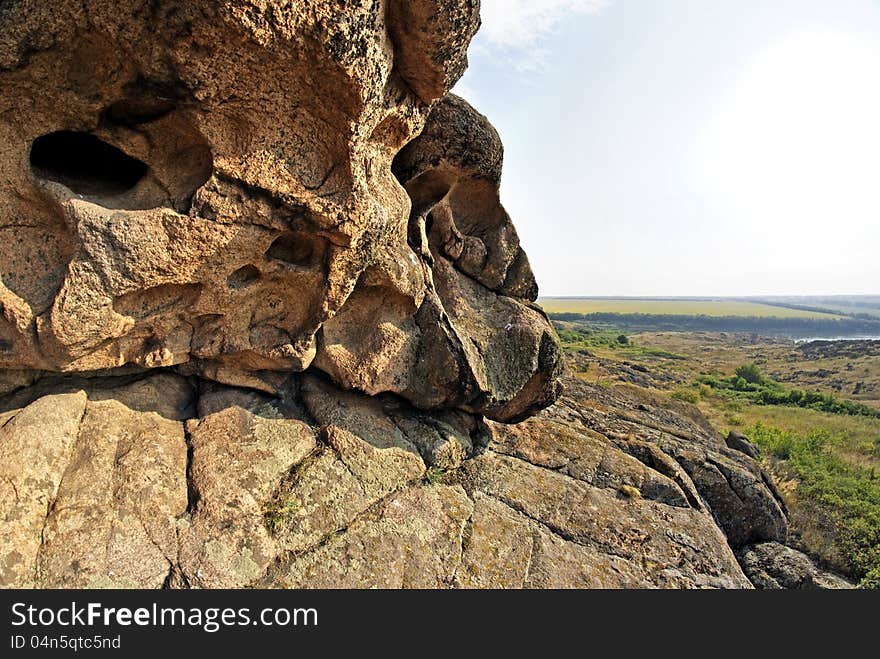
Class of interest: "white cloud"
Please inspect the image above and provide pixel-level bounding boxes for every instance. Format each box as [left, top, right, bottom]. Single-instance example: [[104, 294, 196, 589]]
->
[[474, 0, 609, 69], [453, 0, 609, 100]]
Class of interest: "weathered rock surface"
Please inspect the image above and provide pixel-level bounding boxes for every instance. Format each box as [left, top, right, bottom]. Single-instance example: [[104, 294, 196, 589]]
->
[[0, 368, 795, 589], [0, 1, 822, 589], [0, 374, 190, 587], [737, 542, 852, 589], [0, 0, 557, 423], [553, 378, 789, 549]]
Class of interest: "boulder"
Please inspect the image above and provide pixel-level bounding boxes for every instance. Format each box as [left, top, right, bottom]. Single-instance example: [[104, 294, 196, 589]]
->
[[737, 542, 853, 589], [725, 430, 760, 459]]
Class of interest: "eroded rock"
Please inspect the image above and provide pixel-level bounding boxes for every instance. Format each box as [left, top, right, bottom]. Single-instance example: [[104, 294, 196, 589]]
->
[[0, 0, 556, 423]]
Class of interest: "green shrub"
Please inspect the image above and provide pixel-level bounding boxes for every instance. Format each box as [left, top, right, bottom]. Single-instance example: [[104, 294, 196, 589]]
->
[[670, 386, 700, 404], [749, 422, 800, 459], [697, 374, 729, 389], [748, 422, 880, 587], [697, 368, 879, 419], [860, 566, 880, 590], [424, 467, 448, 485], [725, 413, 745, 426], [735, 363, 764, 384]]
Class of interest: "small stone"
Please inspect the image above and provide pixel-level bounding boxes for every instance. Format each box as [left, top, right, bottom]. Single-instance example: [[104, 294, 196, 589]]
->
[[620, 484, 642, 499]]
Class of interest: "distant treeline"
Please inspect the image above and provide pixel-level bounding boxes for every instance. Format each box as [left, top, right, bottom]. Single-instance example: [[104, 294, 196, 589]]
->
[[549, 312, 880, 337], [745, 299, 880, 321]]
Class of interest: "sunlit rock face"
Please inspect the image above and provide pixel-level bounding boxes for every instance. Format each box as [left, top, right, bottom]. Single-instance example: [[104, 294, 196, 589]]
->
[[0, 2, 831, 591], [0, 0, 560, 421]]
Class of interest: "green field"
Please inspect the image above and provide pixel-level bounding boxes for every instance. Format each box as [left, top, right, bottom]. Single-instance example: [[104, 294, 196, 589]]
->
[[539, 297, 842, 319]]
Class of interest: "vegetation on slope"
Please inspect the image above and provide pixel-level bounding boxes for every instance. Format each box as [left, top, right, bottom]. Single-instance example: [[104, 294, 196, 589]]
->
[[555, 323, 880, 587], [748, 423, 880, 588], [694, 363, 880, 418], [556, 325, 686, 360]]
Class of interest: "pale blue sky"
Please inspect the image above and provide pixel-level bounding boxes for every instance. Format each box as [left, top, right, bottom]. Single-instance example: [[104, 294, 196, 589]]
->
[[453, 0, 880, 296]]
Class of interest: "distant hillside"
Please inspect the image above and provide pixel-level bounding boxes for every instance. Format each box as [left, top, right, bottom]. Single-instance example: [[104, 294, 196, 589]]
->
[[540, 297, 843, 318], [540, 297, 880, 338]]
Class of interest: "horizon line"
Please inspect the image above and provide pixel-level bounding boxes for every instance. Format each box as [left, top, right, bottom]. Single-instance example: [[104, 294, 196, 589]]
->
[[537, 294, 880, 299]]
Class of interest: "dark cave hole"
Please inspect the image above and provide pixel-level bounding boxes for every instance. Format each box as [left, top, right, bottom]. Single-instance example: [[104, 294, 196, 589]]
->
[[29, 131, 148, 196], [265, 233, 318, 268], [227, 264, 261, 289]]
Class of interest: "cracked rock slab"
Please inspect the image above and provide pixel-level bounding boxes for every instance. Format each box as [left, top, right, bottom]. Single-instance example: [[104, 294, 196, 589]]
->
[[271, 485, 473, 589], [456, 491, 657, 589], [0, 391, 87, 587], [456, 451, 751, 588], [554, 375, 788, 548], [737, 542, 853, 589], [0, 373, 191, 589], [36, 397, 187, 588], [265, 424, 425, 555], [178, 405, 317, 589]]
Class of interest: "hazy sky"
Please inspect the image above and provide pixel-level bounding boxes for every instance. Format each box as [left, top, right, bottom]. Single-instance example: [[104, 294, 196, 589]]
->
[[453, 0, 880, 297]]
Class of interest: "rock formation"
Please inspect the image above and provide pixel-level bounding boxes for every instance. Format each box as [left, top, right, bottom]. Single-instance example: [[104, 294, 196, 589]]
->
[[0, 1, 849, 588], [0, 0, 558, 422], [737, 542, 853, 590]]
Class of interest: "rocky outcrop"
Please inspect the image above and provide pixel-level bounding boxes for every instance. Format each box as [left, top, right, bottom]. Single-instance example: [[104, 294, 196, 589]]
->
[[0, 0, 557, 422], [0, 369, 756, 589], [0, 1, 832, 589], [0, 365, 837, 589], [315, 93, 561, 421], [0, 364, 809, 589], [737, 542, 853, 589]]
